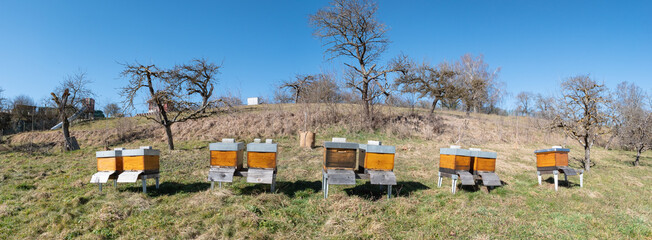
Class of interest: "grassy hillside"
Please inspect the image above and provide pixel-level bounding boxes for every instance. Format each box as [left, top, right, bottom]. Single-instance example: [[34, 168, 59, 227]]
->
[[1, 104, 650, 239]]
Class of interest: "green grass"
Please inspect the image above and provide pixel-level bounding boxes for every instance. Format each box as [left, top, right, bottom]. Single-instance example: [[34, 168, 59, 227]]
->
[[1, 111, 651, 239]]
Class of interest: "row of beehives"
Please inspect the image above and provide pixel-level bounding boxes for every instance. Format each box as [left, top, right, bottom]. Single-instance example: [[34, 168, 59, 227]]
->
[[89, 139, 583, 195], [90, 146, 160, 193]]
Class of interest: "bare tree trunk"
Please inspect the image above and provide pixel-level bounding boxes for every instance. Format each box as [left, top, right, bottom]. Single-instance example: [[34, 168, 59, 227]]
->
[[200, 97, 209, 113], [584, 144, 591, 171], [604, 133, 616, 150], [430, 98, 440, 114], [634, 147, 642, 166], [62, 118, 71, 151], [164, 124, 174, 150]]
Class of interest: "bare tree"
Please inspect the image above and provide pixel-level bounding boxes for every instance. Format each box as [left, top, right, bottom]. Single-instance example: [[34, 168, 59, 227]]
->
[[0, 87, 5, 111], [534, 93, 555, 119], [103, 103, 121, 118], [553, 75, 611, 171], [612, 82, 651, 166], [394, 58, 458, 114], [455, 54, 501, 115], [50, 71, 93, 150], [175, 58, 222, 112], [120, 62, 217, 150], [310, 0, 396, 118], [280, 74, 316, 103], [515, 92, 534, 116]]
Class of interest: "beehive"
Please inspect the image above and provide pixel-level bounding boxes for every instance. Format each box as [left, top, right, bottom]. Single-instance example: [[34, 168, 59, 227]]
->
[[96, 149, 123, 172], [439, 147, 472, 174], [323, 139, 358, 170], [247, 139, 278, 169], [534, 147, 569, 170], [122, 146, 160, 172], [469, 149, 497, 174], [358, 141, 395, 171], [209, 139, 245, 169]]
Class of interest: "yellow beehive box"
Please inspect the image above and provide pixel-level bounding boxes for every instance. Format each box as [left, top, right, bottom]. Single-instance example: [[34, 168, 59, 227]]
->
[[439, 148, 472, 173], [209, 139, 245, 169], [469, 149, 497, 173], [358, 142, 395, 171], [246, 140, 278, 169], [96, 149, 123, 172], [535, 147, 569, 169], [122, 147, 160, 172]]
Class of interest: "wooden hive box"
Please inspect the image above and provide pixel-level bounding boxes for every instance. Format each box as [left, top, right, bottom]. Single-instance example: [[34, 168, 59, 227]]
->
[[246, 139, 278, 170], [469, 149, 497, 174], [209, 139, 245, 169], [323, 139, 358, 170], [122, 146, 160, 172], [358, 141, 396, 171], [439, 147, 472, 174], [96, 148, 123, 172], [534, 147, 569, 171]]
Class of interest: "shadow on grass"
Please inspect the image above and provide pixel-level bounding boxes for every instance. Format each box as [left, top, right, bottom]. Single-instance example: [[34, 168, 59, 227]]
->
[[238, 180, 323, 197], [544, 177, 581, 188], [123, 181, 211, 196], [458, 180, 508, 193], [343, 181, 430, 201]]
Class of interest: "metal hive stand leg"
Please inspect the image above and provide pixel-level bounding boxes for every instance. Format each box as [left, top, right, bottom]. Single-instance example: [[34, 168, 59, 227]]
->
[[270, 174, 276, 193], [451, 175, 458, 194], [553, 170, 559, 191], [387, 185, 392, 199], [114, 179, 117, 188], [437, 172, 442, 188], [537, 171, 542, 185], [580, 171, 584, 188], [211, 181, 214, 190], [155, 177, 159, 189], [98, 183, 102, 193], [564, 174, 568, 187], [142, 175, 147, 194]]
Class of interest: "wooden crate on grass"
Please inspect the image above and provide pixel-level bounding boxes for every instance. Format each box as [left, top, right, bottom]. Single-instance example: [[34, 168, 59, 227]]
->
[[323, 138, 358, 170], [439, 147, 472, 174], [247, 139, 278, 169], [358, 141, 395, 171], [469, 149, 497, 174], [534, 147, 569, 170], [122, 146, 160, 172], [209, 138, 245, 169], [96, 148, 123, 172]]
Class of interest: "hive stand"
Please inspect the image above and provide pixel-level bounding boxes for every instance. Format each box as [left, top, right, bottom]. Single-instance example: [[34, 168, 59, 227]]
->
[[116, 146, 160, 193], [208, 138, 277, 192], [356, 140, 397, 199], [90, 148, 123, 192], [437, 146, 475, 194], [535, 146, 584, 191], [322, 138, 359, 199], [469, 148, 502, 189]]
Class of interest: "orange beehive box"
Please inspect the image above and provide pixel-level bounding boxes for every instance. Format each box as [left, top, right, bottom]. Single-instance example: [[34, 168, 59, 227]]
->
[[469, 149, 497, 173], [323, 141, 358, 170], [122, 147, 160, 172], [246, 140, 278, 169], [358, 142, 395, 171], [96, 149, 123, 172], [209, 140, 245, 169], [439, 148, 472, 173], [534, 147, 569, 170]]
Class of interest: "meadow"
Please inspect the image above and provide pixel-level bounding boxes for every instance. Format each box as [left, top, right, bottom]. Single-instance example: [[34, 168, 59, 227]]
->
[[1, 104, 650, 239]]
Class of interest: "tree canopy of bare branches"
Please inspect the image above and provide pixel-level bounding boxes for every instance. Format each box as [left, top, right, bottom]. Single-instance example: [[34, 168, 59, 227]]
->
[[553, 75, 611, 171], [310, 0, 396, 118], [174, 58, 222, 111], [455, 54, 502, 115], [281, 74, 316, 103], [103, 103, 121, 118], [516, 91, 534, 116], [120, 62, 219, 150], [612, 81, 651, 166], [394, 58, 458, 113]]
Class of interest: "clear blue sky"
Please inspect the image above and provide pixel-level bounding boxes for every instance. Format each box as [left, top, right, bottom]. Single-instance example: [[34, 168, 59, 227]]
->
[[1, 0, 650, 112]]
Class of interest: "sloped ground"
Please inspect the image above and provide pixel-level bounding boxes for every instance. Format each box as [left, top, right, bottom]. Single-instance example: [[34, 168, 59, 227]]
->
[[0, 104, 650, 239]]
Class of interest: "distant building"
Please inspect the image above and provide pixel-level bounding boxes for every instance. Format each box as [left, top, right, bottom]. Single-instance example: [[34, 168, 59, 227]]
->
[[247, 97, 260, 106]]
